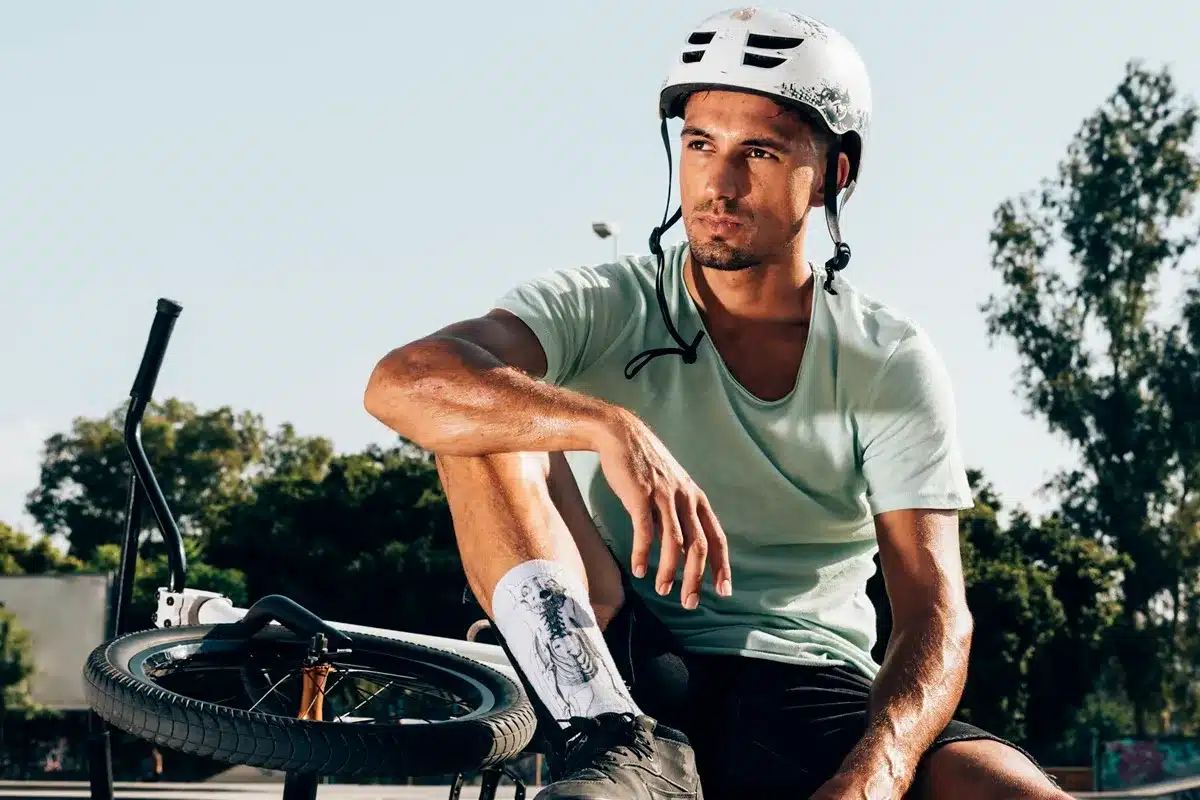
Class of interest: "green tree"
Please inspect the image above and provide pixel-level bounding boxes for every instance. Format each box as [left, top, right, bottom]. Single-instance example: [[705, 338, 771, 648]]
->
[[0, 522, 83, 576], [26, 400, 332, 561], [1015, 510, 1129, 754], [1155, 284, 1200, 731], [955, 472, 1064, 744], [954, 470, 1126, 754], [0, 607, 37, 718], [982, 60, 1200, 733], [204, 442, 474, 640]]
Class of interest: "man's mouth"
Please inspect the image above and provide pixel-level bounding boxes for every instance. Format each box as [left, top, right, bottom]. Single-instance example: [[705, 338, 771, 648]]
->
[[696, 214, 745, 236]]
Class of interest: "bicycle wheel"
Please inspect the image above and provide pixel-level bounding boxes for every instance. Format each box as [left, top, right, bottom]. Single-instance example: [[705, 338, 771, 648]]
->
[[84, 624, 537, 778]]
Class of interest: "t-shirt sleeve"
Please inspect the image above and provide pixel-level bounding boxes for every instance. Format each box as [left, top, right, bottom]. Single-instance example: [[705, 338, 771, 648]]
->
[[493, 262, 634, 386], [857, 325, 974, 516]]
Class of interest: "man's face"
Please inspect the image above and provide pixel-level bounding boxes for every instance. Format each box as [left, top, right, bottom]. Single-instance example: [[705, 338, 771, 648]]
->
[[678, 90, 831, 272]]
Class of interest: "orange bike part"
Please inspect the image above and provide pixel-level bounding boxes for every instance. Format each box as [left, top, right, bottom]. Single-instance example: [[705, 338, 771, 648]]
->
[[298, 664, 334, 721]]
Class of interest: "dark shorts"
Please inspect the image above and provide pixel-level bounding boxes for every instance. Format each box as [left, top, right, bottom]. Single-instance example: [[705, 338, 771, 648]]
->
[[596, 587, 1046, 798]]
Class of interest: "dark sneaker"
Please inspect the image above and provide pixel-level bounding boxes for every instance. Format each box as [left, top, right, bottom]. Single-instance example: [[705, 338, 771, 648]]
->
[[534, 712, 702, 800]]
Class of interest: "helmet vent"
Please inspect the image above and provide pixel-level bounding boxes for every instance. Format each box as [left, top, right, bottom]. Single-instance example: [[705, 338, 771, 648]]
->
[[742, 53, 787, 69], [746, 33, 803, 50], [682, 50, 705, 64], [688, 31, 715, 45]]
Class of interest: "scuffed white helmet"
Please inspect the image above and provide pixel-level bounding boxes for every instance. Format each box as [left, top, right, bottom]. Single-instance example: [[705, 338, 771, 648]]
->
[[659, 7, 872, 189]]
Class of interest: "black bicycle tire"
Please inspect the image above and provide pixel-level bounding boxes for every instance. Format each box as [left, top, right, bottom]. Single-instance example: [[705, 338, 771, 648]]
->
[[84, 624, 537, 778]]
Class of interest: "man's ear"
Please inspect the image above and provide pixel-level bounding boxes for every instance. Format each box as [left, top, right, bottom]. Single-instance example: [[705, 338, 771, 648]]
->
[[811, 151, 852, 208]]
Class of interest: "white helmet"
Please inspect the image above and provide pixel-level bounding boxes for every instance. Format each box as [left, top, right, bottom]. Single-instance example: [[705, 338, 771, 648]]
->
[[627, 8, 873, 378], [655, 9, 872, 291], [660, 8, 872, 190]]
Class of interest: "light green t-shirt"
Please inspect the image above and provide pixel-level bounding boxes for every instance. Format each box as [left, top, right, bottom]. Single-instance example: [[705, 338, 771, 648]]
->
[[495, 242, 972, 678]]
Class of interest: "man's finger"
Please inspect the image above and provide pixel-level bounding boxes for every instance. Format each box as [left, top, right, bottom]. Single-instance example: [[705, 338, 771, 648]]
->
[[628, 498, 655, 580], [679, 496, 709, 610], [698, 500, 732, 597], [655, 493, 684, 596]]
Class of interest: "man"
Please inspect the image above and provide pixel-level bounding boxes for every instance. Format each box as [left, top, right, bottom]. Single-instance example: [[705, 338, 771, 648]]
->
[[364, 8, 1072, 799]]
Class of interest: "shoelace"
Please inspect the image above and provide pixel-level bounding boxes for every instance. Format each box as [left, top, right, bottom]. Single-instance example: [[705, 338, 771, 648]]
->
[[558, 713, 654, 774]]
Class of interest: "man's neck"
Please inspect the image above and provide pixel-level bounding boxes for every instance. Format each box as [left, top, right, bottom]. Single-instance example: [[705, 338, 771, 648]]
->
[[684, 244, 814, 326]]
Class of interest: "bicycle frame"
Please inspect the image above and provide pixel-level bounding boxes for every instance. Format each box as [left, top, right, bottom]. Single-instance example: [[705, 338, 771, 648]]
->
[[90, 299, 528, 800]]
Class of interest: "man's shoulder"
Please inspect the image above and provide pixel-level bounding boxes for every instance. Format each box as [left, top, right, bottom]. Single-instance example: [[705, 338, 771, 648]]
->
[[822, 269, 920, 348], [491, 251, 665, 385], [820, 269, 939, 397], [501, 252, 658, 305]]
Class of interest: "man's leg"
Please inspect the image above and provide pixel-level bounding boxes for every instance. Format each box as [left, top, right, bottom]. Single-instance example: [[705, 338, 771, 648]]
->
[[437, 451, 704, 800], [438, 451, 623, 624], [908, 735, 1072, 800], [436, 451, 635, 722]]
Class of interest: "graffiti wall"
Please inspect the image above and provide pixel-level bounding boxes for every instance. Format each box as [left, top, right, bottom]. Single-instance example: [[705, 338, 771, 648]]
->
[[1098, 738, 1200, 790]]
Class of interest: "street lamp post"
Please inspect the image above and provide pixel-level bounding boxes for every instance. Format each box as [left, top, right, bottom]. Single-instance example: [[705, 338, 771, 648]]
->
[[592, 221, 619, 262]]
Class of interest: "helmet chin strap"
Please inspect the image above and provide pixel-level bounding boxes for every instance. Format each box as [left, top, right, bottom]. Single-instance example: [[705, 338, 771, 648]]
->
[[624, 118, 706, 380], [822, 139, 855, 295]]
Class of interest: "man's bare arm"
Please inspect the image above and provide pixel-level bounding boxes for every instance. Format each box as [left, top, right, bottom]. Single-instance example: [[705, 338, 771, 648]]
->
[[363, 309, 627, 456], [835, 508, 973, 797]]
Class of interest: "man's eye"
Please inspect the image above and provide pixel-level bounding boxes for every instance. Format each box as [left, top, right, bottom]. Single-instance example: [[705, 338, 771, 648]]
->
[[685, 140, 711, 151], [747, 148, 773, 159]]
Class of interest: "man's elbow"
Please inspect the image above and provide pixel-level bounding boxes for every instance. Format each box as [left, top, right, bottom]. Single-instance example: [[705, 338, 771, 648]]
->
[[363, 345, 424, 434], [952, 603, 974, 650], [896, 594, 973, 652], [363, 351, 392, 415]]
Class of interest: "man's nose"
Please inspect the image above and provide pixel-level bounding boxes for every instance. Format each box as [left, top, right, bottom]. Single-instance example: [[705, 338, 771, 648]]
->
[[704, 154, 747, 202]]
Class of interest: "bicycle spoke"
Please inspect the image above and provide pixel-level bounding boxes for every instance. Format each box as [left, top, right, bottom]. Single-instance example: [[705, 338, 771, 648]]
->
[[329, 665, 422, 683], [320, 673, 352, 722], [263, 672, 301, 708], [346, 679, 396, 716], [324, 664, 473, 714], [248, 671, 297, 713]]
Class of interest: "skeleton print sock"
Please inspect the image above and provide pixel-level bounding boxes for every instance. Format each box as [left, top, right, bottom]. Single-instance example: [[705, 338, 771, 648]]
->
[[491, 559, 640, 725]]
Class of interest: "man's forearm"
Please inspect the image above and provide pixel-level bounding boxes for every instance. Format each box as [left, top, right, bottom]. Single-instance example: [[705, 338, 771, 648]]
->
[[841, 606, 973, 795], [364, 334, 623, 456]]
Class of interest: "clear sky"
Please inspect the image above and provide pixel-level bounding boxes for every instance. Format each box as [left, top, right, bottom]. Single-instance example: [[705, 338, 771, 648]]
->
[[2, 1, 1198, 533]]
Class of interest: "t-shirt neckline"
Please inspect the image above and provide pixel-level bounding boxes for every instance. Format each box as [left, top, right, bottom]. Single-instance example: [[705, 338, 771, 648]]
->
[[673, 243, 822, 409]]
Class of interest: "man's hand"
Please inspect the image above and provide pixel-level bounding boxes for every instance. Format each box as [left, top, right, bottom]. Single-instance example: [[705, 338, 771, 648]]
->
[[596, 409, 732, 609]]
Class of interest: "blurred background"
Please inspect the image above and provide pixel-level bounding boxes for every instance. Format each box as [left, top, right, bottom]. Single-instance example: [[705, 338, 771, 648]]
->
[[2, 0, 1200, 796]]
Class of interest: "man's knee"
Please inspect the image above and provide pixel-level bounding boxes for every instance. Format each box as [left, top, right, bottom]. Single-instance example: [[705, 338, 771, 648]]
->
[[914, 739, 1071, 800]]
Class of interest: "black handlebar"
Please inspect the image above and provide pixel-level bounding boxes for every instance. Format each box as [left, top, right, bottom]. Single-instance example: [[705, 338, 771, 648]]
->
[[130, 299, 182, 400], [121, 299, 187, 594], [215, 595, 354, 651]]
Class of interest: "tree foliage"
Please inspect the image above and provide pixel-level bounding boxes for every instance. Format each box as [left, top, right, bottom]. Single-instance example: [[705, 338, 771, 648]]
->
[[955, 470, 1127, 755], [203, 443, 473, 639], [25, 400, 332, 561], [19, 400, 470, 638], [0, 522, 82, 576], [0, 607, 38, 718], [982, 59, 1200, 734]]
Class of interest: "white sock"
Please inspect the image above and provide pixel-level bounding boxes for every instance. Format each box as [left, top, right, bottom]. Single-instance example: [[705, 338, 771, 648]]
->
[[491, 559, 641, 725]]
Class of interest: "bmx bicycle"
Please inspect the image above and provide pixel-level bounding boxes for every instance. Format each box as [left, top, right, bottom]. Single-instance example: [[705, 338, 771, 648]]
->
[[82, 299, 546, 800]]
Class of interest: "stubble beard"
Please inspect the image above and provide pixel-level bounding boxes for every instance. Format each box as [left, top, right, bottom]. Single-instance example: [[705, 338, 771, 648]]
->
[[689, 237, 761, 272]]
